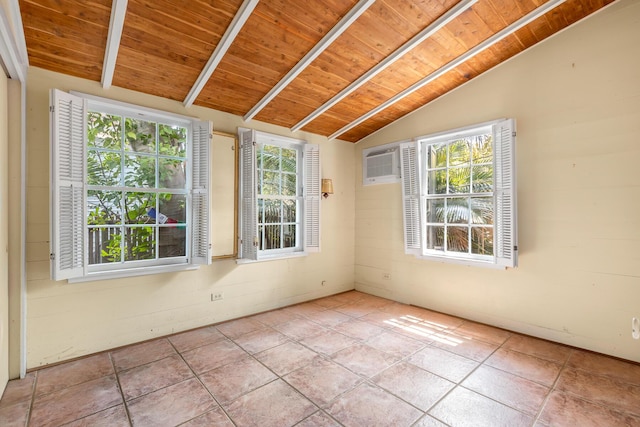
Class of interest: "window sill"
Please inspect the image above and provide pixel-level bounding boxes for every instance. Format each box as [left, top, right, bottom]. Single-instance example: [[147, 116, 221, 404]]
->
[[416, 254, 507, 270], [236, 252, 308, 265], [68, 263, 201, 283]]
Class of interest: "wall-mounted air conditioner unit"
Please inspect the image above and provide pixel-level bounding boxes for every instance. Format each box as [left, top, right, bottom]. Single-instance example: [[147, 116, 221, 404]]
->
[[362, 141, 403, 186]]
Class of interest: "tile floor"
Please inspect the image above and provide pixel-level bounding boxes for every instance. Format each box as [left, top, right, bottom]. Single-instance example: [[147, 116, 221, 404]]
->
[[1, 290, 640, 427]]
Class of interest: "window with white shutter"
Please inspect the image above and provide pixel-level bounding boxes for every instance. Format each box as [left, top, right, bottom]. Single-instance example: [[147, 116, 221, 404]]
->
[[400, 119, 517, 268], [238, 129, 320, 261], [50, 89, 211, 281]]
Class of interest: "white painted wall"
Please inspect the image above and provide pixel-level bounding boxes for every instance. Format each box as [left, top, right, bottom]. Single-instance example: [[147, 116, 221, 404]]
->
[[354, 0, 640, 363], [0, 66, 9, 394], [25, 68, 355, 368]]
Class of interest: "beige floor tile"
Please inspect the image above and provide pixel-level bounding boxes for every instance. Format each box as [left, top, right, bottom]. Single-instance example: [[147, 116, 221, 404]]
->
[[325, 382, 422, 427], [462, 365, 550, 415], [283, 358, 361, 406], [408, 345, 479, 383], [223, 380, 316, 427], [118, 354, 193, 401], [255, 341, 321, 376], [199, 356, 276, 404], [111, 339, 175, 372], [429, 387, 532, 427], [181, 339, 247, 374], [35, 353, 113, 396], [30, 375, 122, 427], [538, 391, 640, 427], [168, 326, 225, 353], [373, 362, 454, 411], [485, 348, 562, 387], [126, 378, 216, 427]]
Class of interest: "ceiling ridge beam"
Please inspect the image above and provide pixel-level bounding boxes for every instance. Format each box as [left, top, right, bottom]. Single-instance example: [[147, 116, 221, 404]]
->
[[329, 0, 568, 141], [101, 0, 128, 89], [291, 0, 477, 133], [243, 0, 376, 123], [183, 0, 259, 108]]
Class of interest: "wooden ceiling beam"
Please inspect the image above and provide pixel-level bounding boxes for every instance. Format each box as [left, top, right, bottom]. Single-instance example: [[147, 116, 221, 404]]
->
[[329, 0, 568, 141], [101, 0, 128, 89], [183, 0, 259, 108], [291, 0, 478, 133], [242, 0, 376, 123]]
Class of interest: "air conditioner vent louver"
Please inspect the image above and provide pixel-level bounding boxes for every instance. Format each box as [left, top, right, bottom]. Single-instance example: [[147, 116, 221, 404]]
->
[[362, 141, 403, 186]]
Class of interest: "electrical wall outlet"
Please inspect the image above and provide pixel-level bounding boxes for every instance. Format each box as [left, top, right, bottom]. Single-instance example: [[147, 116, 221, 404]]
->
[[211, 293, 224, 301], [632, 317, 639, 340]]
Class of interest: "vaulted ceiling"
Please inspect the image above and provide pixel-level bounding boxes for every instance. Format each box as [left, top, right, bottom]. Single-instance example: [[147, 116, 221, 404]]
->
[[20, 0, 615, 142]]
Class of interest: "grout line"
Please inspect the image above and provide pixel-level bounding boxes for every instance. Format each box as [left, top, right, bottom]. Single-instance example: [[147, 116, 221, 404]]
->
[[108, 352, 133, 427]]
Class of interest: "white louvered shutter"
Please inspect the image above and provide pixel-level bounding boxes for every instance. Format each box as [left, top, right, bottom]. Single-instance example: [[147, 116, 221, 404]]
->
[[191, 121, 212, 265], [239, 129, 258, 260], [400, 142, 422, 255], [494, 118, 518, 268], [50, 89, 86, 280], [303, 143, 321, 252]]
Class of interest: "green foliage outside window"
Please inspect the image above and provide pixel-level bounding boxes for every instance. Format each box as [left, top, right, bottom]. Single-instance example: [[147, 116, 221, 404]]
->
[[87, 112, 188, 265], [425, 134, 495, 256]]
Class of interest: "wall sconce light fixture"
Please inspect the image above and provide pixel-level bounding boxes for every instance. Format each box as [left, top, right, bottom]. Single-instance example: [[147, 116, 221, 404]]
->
[[321, 179, 334, 199]]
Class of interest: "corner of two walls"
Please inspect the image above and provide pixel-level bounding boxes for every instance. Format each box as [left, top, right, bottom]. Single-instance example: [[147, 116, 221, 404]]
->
[[353, 0, 640, 363], [24, 68, 356, 368]]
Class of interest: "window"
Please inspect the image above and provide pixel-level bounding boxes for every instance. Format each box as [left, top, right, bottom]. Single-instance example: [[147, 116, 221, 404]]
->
[[401, 119, 517, 268], [50, 90, 211, 281], [238, 129, 320, 261]]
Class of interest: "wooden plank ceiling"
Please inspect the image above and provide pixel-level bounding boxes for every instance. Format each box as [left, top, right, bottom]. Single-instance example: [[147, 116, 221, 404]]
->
[[20, 0, 616, 142]]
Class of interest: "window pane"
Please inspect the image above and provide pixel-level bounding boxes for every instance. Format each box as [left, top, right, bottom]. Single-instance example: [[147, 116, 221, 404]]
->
[[263, 199, 282, 224], [124, 192, 156, 224], [283, 224, 296, 248], [472, 165, 493, 193], [282, 173, 296, 196], [159, 158, 186, 189], [125, 118, 156, 153], [159, 227, 186, 258], [446, 198, 469, 224], [262, 224, 281, 250], [281, 148, 297, 172], [449, 139, 470, 166], [124, 226, 155, 261], [428, 143, 447, 168], [88, 150, 121, 186], [124, 155, 156, 188], [472, 134, 492, 164], [88, 112, 121, 150], [88, 190, 122, 225], [262, 171, 280, 195], [470, 197, 494, 225], [426, 225, 444, 251], [426, 198, 444, 223], [447, 226, 469, 253], [159, 124, 187, 157], [471, 227, 494, 255], [427, 170, 447, 194], [283, 199, 297, 223], [262, 145, 280, 170], [88, 227, 121, 264], [448, 166, 470, 194], [159, 193, 186, 224]]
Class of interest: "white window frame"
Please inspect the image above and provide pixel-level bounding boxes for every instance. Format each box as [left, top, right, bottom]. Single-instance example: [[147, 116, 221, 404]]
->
[[50, 89, 212, 282], [237, 128, 320, 262], [400, 118, 517, 268]]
